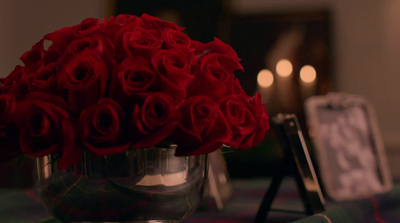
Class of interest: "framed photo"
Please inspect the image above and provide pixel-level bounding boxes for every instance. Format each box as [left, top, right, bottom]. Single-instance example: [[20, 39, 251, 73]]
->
[[305, 93, 392, 201], [255, 113, 325, 222], [271, 114, 325, 213]]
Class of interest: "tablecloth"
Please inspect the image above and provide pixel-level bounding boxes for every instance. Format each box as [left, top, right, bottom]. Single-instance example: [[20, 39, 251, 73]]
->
[[1, 177, 399, 223]]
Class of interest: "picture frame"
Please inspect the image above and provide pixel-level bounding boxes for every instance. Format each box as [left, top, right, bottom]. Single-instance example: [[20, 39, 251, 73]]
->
[[305, 93, 392, 201], [254, 113, 325, 223]]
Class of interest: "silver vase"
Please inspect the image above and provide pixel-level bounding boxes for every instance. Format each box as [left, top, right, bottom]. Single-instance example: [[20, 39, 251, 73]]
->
[[35, 145, 209, 223]]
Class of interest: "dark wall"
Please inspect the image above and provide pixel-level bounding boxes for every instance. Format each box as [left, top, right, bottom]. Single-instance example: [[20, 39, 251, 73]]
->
[[115, 0, 224, 43]]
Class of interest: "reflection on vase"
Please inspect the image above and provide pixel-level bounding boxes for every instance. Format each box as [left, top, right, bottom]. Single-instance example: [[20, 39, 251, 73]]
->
[[35, 145, 208, 223]]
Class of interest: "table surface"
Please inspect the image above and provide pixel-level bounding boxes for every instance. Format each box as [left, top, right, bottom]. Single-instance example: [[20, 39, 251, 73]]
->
[[1, 177, 399, 223]]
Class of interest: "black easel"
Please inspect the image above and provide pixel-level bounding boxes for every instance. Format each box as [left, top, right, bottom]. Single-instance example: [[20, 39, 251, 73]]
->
[[254, 114, 325, 223]]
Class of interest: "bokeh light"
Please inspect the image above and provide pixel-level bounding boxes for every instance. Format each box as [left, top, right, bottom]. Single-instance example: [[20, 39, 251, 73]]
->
[[300, 65, 317, 83], [257, 69, 274, 88], [276, 59, 293, 77]]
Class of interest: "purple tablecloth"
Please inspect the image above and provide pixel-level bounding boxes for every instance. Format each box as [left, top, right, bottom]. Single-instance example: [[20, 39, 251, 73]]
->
[[1, 177, 399, 223], [0, 178, 305, 223]]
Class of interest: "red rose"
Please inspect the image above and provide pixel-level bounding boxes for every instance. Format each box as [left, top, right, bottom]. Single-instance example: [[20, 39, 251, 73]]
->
[[26, 65, 58, 94], [151, 49, 193, 76], [110, 56, 159, 107], [191, 40, 206, 57], [20, 39, 45, 71], [4, 65, 29, 95], [130, 93, 181, 148], [151, 49, 195, 103], [106, 14, 143, 27], [105, 15, 144, 51], [202, 38, 240, 60], [67, 34, 115, 66], [15, 93, 75, 167], [58, 49, 108, 111], [120, 27, 163, 60], [44, 27, 76, 51], [45, 18, 102, 51], [74, 18, 102, 38], [173, 96, 232, 156], [42, 48, 64, 68], [2, 14, 270, 164], [220, 92, 269, 150], [14, 42, 64, 96], [162, 28, 191, 50], [198, 38, 243, 73], [141, 13, 184, 32], [246, 92, 269, 146], [79, 98, 130, 156], [24, 48, 64, 91], [187, 53, 235, 100]]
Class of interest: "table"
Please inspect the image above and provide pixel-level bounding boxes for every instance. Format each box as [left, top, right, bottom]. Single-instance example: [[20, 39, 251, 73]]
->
[[1, 177, 399, 223]]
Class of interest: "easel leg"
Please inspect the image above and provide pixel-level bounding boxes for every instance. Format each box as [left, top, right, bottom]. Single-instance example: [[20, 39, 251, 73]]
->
[[254, 170, 285, 223], [293, 171, 325, 215]]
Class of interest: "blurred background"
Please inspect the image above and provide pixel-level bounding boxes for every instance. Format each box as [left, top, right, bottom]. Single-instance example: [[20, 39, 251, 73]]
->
[[1, 0, 400, 184]]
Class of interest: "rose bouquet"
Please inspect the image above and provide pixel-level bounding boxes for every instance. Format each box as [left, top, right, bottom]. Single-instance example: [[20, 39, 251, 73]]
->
[[0, 14, 269, 169]]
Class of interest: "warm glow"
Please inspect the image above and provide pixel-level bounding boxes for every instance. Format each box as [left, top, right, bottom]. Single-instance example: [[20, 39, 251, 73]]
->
[[257, 69, 274, 88], [276, 59, 293, 77], [300, 65, 317, 83]]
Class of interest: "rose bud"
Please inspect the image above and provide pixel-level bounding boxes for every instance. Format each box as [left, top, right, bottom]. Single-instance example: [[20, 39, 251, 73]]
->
[[173, 96, 232, 156], [121, 27, 163, 60], [26, 65, 58, 94], [16, 93, 76, 168], [79, 98, 130, 156], [110, 56, 160, 108], [67, 34, 115, 67], [162, 28, 192, 50], [58, 49, 108, 111], [198, 38, 243, 73], [151, 49, 195, 103], [220, 92, 269, 150], [187, 53, 235, 100], [130, 92, 181, 148], [45, 18, 102, 52]]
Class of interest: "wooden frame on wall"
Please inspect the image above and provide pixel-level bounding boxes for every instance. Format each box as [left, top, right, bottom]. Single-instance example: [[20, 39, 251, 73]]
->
[[305, 93, 392, 201]]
